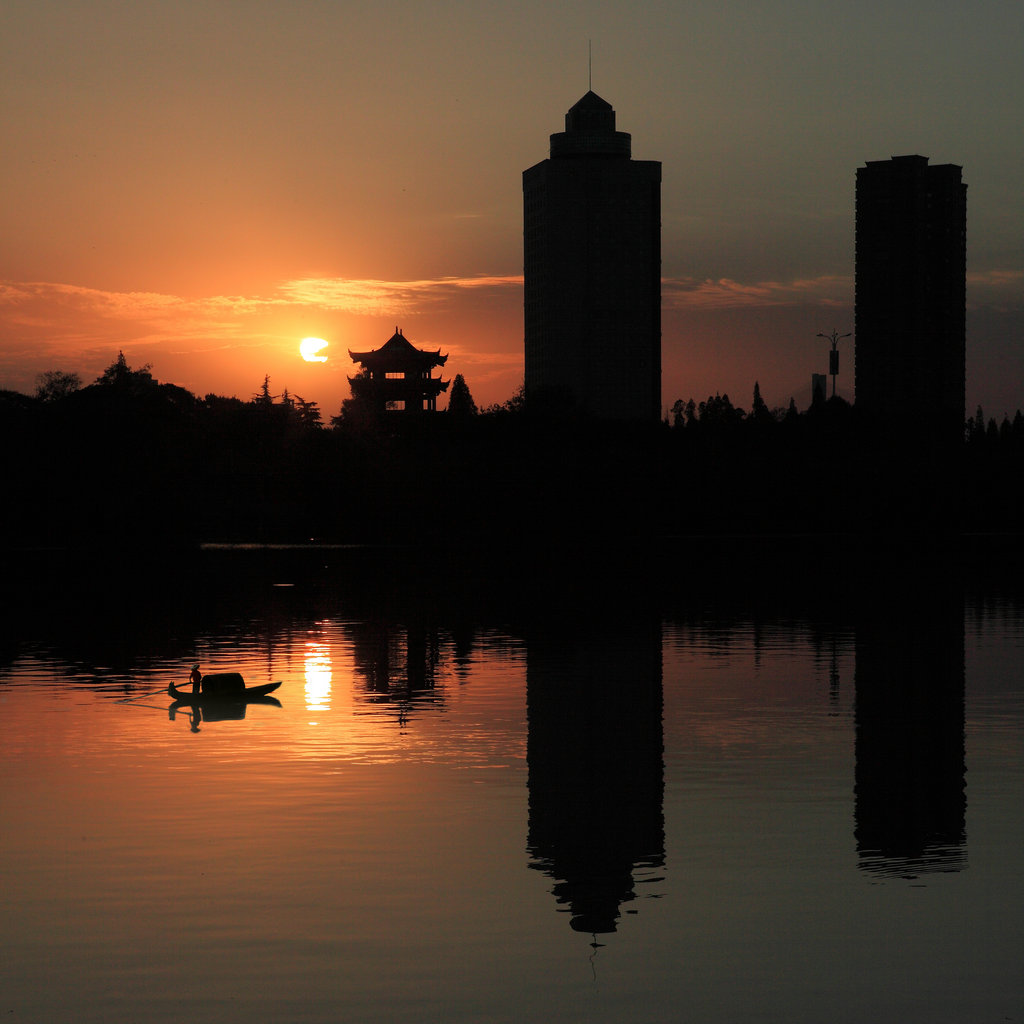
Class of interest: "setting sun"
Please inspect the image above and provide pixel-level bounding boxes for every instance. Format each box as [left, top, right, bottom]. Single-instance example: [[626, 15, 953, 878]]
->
[[300, 337, 329, 363]]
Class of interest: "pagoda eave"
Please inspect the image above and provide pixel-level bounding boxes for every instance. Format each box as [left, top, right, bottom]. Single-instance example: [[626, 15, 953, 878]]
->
[[347, 328, 450, 412]]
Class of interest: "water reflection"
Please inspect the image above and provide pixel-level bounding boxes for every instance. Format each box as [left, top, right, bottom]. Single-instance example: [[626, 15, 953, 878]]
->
[[526, 612, 665, 935], [854, 581, 967, 877], [167, 692, 283, 731], [304, 641, 333, 712], [350, 621, 444, 722], [4, 546, 1024, 1024]]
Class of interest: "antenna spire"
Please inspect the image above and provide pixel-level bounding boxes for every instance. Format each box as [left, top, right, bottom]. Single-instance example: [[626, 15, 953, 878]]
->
[[588, 39, 592, 91]]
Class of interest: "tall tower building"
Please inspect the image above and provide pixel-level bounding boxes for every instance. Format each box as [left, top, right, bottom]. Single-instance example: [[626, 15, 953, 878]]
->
[[854, 155, 967, 449], [523, 92, 662, 420]]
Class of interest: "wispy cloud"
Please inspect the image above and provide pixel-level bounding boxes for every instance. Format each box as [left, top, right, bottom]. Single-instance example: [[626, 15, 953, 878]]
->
[[966, 268, 1024, 312], [968, 269, 1024, 288], [277, 275, 522, 315], [660, 268, 1024, 315], [0, 280, 283, 325], [1, 274, 525, 331], [663, 274, 853, 312]]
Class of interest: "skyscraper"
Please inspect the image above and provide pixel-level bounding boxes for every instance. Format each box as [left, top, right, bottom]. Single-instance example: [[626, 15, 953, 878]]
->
[[523, 91, 661, 420], [854, 155, 967, 449]]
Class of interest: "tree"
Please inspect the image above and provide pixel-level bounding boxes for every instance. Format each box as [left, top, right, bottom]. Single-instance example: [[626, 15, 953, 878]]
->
[[254, 375, 275, 406], [293, 395, 322, 429], [751, 381, 772, 425], [697, 393, 744, 427], [447, 374, 478, 417], [35, 370, 81, 402], [95, 351, 154, 389], [332, 368, 379, 430], [482, 382, 526, 416], [968, 405, 986, 445], [503, 382, 527, 414]]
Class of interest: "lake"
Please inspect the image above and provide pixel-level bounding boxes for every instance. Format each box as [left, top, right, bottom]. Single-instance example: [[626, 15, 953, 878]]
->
[[2, 543, 1022, 1023]]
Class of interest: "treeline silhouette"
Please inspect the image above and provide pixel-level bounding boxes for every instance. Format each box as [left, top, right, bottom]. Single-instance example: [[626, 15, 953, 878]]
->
[[2, 355, 1022, 549]]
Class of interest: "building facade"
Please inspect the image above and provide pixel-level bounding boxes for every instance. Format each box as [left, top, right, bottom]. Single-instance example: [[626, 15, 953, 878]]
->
[[854, 155, 967, 449], [523, 91, 662, 420]]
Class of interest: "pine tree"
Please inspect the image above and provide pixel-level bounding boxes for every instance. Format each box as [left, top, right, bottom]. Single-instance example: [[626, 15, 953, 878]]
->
[[447, 374, 478, 417], [751, 381, 771, 424], [255, 375, 274, 405]]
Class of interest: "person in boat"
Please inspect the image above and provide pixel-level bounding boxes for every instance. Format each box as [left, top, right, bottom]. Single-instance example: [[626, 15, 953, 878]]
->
[[189, 663, 202, 696]]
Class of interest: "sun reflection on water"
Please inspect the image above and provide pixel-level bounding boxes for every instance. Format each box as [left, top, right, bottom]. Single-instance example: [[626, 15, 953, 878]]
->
[[304, 642, 333, 716]]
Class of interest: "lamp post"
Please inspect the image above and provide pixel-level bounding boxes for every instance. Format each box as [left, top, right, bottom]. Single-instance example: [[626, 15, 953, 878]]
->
[[817, 330, 851, 399]]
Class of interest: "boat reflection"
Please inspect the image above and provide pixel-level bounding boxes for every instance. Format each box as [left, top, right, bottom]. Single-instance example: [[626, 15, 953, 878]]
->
[[168, 694, 282, 731]]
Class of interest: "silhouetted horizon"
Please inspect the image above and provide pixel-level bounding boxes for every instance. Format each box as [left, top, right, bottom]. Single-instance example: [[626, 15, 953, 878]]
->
[[2, 350, 1023, 550]]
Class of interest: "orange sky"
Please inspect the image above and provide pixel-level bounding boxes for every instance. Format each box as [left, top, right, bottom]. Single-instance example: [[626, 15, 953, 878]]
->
[[3, 1, 1023, 418]]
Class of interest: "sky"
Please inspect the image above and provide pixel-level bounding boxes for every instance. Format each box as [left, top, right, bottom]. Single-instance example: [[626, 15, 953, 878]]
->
[[2, 0, 1023, 419]]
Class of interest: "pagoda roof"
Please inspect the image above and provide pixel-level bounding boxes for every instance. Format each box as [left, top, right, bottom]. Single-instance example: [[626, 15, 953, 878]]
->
[[349, 329, 448, 371]]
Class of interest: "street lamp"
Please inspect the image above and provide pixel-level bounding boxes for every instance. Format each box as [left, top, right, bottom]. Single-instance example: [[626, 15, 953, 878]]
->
[[817, 330, 851, 399]]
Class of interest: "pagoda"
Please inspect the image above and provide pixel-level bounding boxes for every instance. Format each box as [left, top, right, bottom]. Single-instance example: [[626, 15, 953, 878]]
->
[[348, 328, 450, 412]]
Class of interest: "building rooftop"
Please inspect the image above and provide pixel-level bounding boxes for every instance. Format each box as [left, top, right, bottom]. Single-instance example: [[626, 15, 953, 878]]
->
[[349, 329, 448, 372], [550, 91, 631, 159]]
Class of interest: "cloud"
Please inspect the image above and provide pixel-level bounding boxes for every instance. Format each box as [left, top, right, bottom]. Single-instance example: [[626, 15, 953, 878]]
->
[[663, 274, 853, 312], [2, 273, 523, 319], [966, 269, 1024, 312], [0, 274, 525, 351], [968, 269, 1024, 288], [1, 280, 282, 326], [661, 267, 1024, 315], [277, 275, 522, 315]]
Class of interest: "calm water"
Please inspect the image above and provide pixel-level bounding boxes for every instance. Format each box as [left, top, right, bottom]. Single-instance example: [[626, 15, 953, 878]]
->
[[2, 547, 1022, 1023]]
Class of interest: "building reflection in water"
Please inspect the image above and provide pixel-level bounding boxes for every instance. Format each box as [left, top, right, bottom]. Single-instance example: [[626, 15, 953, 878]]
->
[[348, 621, 443, 722], [854, 580, 966, 877], [526, 612, 665, 934]]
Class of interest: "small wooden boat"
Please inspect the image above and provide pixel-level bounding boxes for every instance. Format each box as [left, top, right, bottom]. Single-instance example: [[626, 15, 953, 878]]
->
[[168, 675, 282, 704], [168, 683, 281, 724]]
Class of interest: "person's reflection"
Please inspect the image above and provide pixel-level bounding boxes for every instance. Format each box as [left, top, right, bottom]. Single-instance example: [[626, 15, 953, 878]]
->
[[526, 612, 665, 934], [169, 704, 202, 732], [854, 577, 966, 877]]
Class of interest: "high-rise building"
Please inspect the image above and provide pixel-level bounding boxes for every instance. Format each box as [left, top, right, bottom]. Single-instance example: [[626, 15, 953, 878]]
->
[[854, 155, 967, 449], [523, 91, 662, 420]]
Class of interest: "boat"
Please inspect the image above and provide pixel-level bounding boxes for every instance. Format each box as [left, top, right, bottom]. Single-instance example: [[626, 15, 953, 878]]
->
[[168, 676, 282, 724], [168, 675, 282, 704]]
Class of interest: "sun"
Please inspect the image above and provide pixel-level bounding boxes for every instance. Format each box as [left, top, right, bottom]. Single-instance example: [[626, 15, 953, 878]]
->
[[300, 337, 329, 363]]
